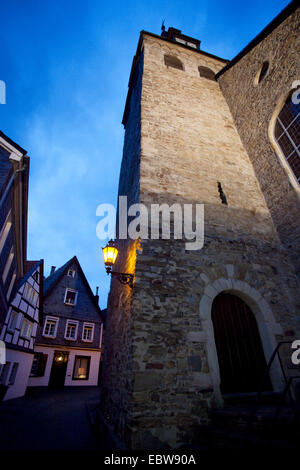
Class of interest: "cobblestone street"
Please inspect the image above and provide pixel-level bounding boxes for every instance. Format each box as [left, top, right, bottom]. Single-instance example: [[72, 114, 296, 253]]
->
[[0, 387, 101, 451]]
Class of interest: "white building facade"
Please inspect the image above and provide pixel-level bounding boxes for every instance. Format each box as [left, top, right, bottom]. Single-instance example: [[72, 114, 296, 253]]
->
[[0, 260, 43, 400], [28, 257, 104, 389]]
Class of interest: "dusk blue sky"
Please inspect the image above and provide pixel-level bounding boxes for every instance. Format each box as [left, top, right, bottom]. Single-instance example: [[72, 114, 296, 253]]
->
[[0, 0, 290, 308]]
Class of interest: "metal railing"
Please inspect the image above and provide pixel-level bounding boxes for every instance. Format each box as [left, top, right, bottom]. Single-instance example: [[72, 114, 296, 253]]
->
[[248, 341, 300, 429]]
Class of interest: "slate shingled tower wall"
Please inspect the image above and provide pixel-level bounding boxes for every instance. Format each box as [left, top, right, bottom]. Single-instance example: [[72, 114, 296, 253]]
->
[[102, 5, 300, 449]]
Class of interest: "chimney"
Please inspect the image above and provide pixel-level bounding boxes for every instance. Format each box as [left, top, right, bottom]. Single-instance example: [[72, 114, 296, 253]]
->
[[50, 266, 56, 276], [95, 286, 99, 305]]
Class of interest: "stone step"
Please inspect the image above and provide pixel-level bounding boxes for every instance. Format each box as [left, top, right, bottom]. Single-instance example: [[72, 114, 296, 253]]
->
[[196, 424, 299, 449], [222, 391, 283, 406], [210, 404, 300, 436]]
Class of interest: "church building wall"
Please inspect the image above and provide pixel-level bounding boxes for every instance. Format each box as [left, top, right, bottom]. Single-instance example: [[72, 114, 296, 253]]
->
[[217, 6, 300, 276], [102, 18, 300, 449]]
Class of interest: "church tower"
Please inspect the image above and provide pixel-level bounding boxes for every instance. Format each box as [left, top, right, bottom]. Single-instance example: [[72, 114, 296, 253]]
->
[[102, 4, 300, 449]]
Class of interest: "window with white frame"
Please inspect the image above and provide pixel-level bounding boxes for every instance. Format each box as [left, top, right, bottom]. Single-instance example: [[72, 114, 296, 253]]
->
[[82, 323, 94, 342], [274, 92, 300, 186], [64, 288, 77, 306], [73, 356, 90, 380], [67, 269, 75, 278], [7, 311, 19, 332], [43, 316, 59, 338], [23, 283, 38, 306], [20, 319, 33, 339], [65, 320, 79, 340]]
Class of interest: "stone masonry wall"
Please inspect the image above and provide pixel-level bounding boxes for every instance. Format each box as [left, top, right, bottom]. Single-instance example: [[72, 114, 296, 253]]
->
[[103, 28, 300, 450], [217, 7, 300, 276], [130, 34, 300, 448], [101, 51, 144, 446]]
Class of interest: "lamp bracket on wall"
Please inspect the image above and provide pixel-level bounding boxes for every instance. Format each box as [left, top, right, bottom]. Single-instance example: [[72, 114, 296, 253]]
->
[[105, 266, 134, 288]]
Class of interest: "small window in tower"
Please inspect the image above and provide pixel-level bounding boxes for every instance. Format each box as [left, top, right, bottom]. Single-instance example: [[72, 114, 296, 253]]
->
[[254, 61, 269, 85], [164, 55, 184, 71], [198, 66, 215, 81], [218, 182, 228, 205]]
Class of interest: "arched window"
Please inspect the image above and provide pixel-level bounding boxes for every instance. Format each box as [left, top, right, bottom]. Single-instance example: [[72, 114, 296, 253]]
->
[[198, 66, 215, 81], [274, 92, 300, 186], [164, 55, 184, 71]]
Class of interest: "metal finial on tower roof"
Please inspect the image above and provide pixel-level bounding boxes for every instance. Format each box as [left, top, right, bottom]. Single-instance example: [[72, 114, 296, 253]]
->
[[161, 19, 168, 37]]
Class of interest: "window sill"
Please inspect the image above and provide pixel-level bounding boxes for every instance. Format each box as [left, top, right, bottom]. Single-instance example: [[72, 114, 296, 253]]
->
[[64, 337, 77, 341], [42, 334, 56, 339], [82, 339, 93, 343]]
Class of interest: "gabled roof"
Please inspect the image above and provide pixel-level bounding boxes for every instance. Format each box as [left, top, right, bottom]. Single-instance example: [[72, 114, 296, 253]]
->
[[43, 258, 72, 297], [43, 256, 104, 320], [19, 259, 43, 288]]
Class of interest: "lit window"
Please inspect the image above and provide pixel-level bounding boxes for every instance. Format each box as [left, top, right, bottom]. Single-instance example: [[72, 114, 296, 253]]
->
[[65, 320, 78, 340], [73, 356, 90, 380], [67, 269, 75, 278], [8, 363, 18, 385], [7, 311, 19, 332], [82, 323, 94, 342], [23, 283, 38, 306], [274, 92, 300, 186], [64, 288, 77, 305], [43, 316, 59, 338], [164, 55, 184, 71], [20, 319, 33, 339], [198, 66, 215, 81]]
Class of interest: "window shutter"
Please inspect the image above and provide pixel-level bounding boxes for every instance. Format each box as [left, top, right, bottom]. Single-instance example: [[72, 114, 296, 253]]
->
[[37, 354, 48, 376]]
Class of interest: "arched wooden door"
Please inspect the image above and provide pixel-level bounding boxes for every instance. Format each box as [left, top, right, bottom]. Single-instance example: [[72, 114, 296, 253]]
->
[[212, 293, 272, 394]]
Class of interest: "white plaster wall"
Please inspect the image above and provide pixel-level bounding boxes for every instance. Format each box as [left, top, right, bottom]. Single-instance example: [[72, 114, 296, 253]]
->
[[27, 346, 101, 387], [4, 349, 34, 401], [27, 346, 54, 387], [64, 349, 101, 386]]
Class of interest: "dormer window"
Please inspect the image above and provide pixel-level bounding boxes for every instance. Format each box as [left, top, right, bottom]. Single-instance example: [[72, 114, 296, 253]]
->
[[164, 55, 184, 71], [67, 269, 75, 278], [64, 288, 78, 306], [198, 66, 216, 81]]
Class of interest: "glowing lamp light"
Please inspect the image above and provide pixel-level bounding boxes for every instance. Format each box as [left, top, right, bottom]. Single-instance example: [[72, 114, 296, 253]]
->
[[102, 239, 118, 269], [55, 353, 64, 363], [101, 239, 134, 288]]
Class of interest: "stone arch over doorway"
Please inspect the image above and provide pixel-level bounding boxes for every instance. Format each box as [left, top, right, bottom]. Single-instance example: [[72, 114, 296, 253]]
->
[[199, 277, 283, 405]]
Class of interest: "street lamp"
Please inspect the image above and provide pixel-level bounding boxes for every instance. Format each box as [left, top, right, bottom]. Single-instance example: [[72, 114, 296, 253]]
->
[[102, 239, 134, 288]]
